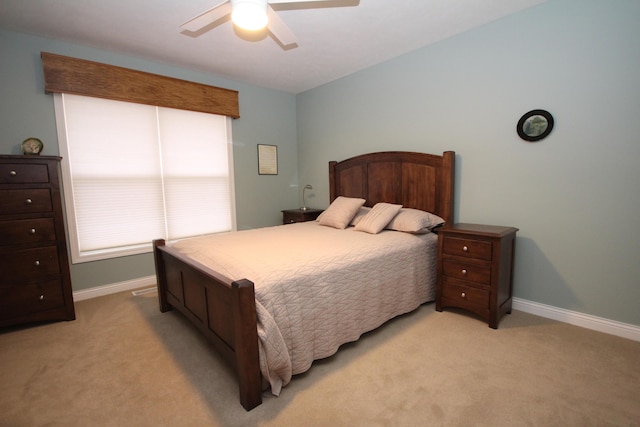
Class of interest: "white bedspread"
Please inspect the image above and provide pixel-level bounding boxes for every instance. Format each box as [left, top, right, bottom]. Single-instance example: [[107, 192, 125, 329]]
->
[[170, 221, 437, 395]]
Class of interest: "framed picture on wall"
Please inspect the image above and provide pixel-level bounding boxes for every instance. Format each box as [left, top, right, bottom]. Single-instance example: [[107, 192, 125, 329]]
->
[[517, 109, 554, 142], [258, 144, 278, 175]]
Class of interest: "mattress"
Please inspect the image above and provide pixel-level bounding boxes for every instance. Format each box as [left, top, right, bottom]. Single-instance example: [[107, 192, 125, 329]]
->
[[170, 221, 438, 395]]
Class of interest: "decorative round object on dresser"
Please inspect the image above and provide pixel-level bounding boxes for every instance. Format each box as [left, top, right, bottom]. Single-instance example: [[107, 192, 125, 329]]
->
[[21, 137, 44, 155]]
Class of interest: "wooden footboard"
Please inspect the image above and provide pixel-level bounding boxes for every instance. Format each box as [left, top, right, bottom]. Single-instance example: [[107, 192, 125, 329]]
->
[[153, 239, 262, 411]]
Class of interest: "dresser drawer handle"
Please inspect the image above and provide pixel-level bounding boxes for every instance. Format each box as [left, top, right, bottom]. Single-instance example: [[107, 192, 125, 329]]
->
[[461, 292, 466, 299], [26, 198, 33, 204], [30, 228, 37, 234], [462, 246, 468, 252], [461, 269, 467, 275], [34, 260, 41, 266], [10, 170, 17, 176], [39, 294, 45, 301]]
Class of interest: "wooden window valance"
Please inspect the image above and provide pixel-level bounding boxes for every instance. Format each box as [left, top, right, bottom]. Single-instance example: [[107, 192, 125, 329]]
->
[[41, 52, 239, 118]]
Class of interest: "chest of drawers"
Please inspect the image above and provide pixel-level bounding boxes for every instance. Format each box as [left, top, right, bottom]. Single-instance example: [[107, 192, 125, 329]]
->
[[436, 223, 517, 329], [0, 155, 75, 327]]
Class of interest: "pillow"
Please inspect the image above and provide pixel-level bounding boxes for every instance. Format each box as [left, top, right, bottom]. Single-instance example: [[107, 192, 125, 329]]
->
[[354, 203, 403, 234], [317, 196, 366, 229], [349, 206, 371, 226], [385, 208, 445, 234]]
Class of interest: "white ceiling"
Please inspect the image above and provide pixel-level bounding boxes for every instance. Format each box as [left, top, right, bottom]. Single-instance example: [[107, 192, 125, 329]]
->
[[0, 0, 548, 94]]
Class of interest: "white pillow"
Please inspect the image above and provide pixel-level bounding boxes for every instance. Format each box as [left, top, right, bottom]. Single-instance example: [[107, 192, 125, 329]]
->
[[317, 196, 366, 229], [355, 203, 403, 234], [349, 206, 371, 226], [385, 208, 445, 233]]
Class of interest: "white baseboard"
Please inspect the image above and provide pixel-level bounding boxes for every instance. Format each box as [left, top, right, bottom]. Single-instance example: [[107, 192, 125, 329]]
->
[[512, 297, 640, 342], [72, 279, 639, 342], [72, 275, 156, 302]]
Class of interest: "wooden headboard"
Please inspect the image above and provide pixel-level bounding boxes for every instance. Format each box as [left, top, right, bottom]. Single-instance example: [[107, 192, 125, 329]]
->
[[329, 151, 455, 225]]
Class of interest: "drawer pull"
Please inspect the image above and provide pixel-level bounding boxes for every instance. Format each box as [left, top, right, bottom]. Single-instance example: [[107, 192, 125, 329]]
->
[[34, 260, 41, 266], [462, 245, 468, 252], [461, 292, 466, 299], [39, 295, 45, 301], [26, 198, 33, 204], [30, 228, 37, 234], [10, 170, 17, 176], [461, 269, 467, 275]]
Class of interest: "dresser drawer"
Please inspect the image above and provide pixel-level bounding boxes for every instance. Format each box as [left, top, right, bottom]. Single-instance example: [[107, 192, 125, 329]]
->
[[0, 189, 53, 215], [442, 259, 491, 285], [0, 218, 57, 246], [0, 246, 60, 282], [442, 236, 492, 261], [0, 279, 65, 319], [0, 163, 50, 184], [442, 279, 489, 308]]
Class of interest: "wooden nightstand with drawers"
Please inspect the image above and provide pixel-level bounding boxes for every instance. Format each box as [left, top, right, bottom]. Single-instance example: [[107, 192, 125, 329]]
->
[[0, 155, 75, 327], [436, 223, 518, 329]]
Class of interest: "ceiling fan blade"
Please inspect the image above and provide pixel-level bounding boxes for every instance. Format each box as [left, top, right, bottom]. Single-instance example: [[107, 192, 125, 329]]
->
[[266, 6, 297, 47], [180, 1, 232, 33]]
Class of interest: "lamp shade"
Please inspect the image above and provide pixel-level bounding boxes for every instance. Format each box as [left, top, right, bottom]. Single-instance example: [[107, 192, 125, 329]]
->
[[231, 0, 268, 31]]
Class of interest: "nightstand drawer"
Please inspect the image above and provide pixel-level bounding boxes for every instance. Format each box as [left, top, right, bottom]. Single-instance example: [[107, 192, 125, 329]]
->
[[283, 211, 306, 224], [281, 208, 323, 224], [443, 236, 492, 260], [0, 189, 53, 215], [442, 280, 489, 308], [442, 259, 491, 285], [0, 218, 57, 246]]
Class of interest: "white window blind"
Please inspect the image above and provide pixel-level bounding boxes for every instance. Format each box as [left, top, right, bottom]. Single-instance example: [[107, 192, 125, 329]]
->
[[54, 93, 235, 263]]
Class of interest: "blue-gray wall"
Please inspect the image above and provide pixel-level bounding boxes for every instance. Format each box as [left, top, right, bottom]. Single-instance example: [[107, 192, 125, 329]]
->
[[2, 0, 639, 327], [297, 0, 640, 326], [0, 29, 299, 291]]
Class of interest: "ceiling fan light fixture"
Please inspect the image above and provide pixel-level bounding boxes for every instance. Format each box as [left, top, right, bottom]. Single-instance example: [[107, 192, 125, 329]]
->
[[231, 0, 268, 31]]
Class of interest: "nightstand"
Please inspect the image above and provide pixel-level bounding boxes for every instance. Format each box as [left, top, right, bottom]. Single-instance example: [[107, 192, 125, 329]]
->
[[281, 208, 323, 224], [436, 223, 518, 329]]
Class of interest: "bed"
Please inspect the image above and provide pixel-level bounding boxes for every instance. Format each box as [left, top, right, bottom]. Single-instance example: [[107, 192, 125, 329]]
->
[[153, 150, 455, 411]]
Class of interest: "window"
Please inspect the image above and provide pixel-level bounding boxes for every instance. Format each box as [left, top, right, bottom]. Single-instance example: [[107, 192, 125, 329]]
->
[[54, 93, 236, 263]]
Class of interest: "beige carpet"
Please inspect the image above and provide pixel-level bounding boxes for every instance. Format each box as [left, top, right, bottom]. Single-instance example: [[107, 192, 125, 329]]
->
[[1, 289, 638, 427]]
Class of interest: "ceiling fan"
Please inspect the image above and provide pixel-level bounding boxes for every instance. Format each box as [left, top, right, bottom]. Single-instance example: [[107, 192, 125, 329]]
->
[[180, 0, 356, 48]]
